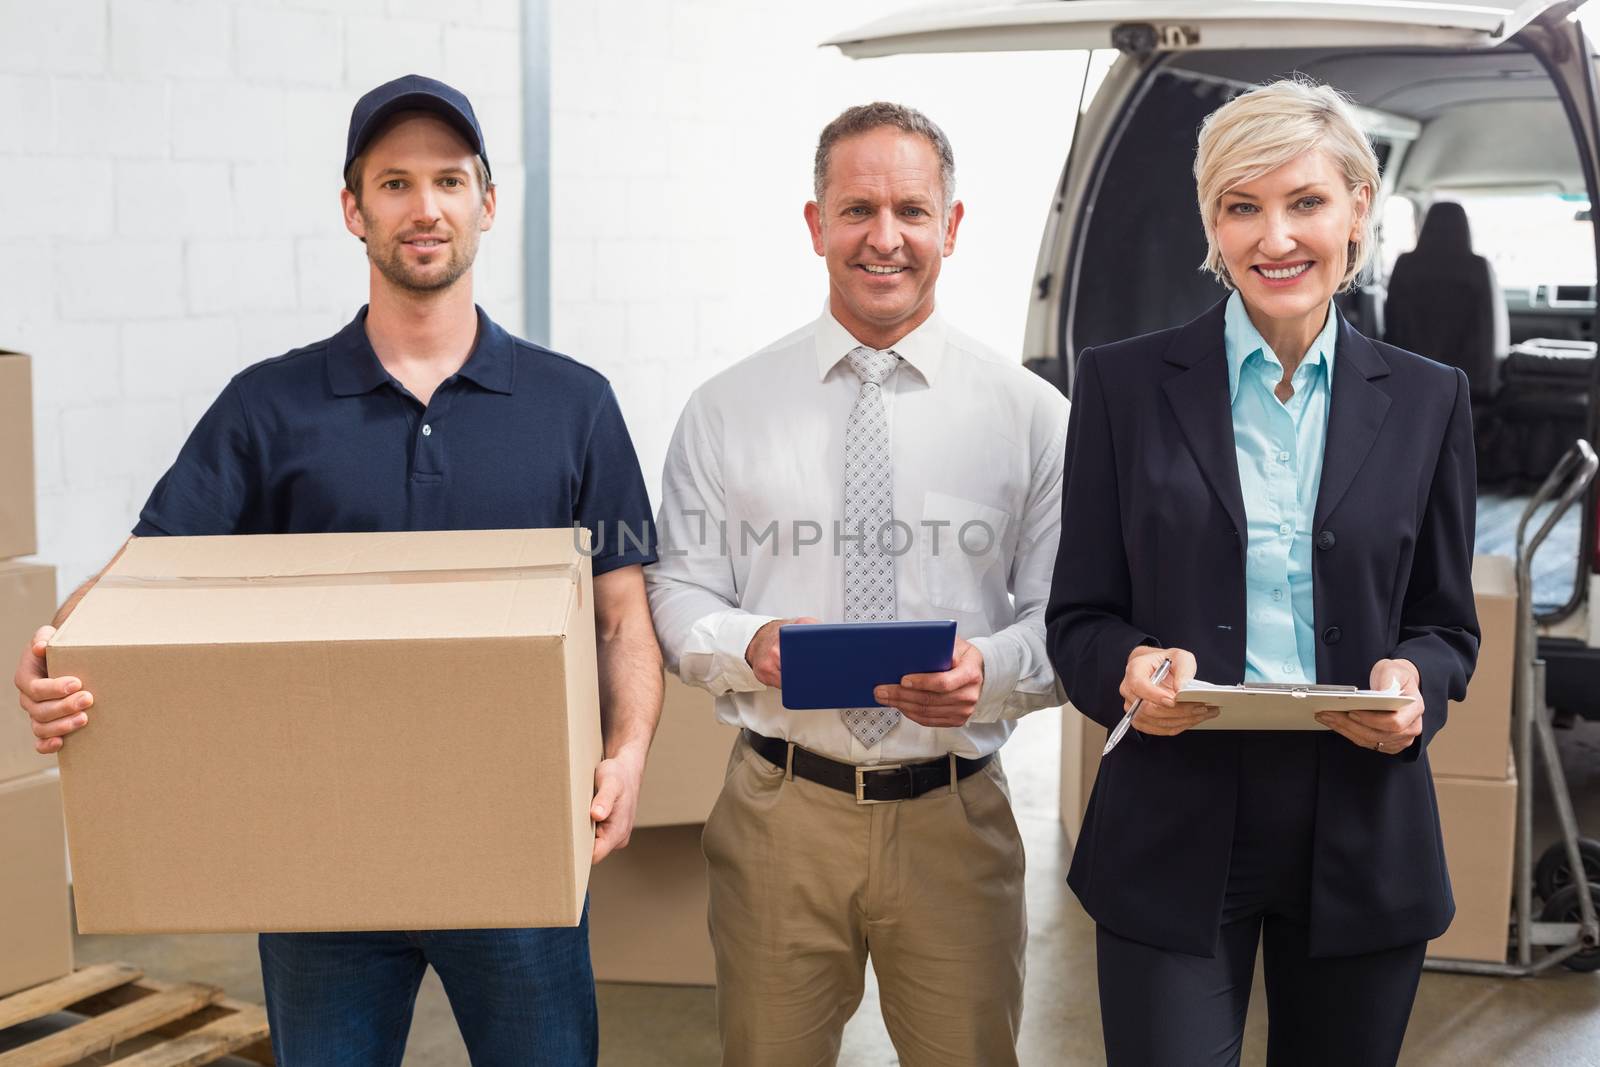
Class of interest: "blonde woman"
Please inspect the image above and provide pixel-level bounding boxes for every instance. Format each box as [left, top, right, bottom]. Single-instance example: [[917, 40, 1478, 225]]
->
[[1045, 80, 1479, 1066]]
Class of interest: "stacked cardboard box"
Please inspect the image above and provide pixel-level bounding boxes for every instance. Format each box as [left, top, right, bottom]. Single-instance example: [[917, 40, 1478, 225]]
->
[[1058, 556, 1519, 964], [631, 672, 739, 829], [1431, 555, 1516, 780], [0, 770, 74, 997], [1058, 708, 1105, 847], [0, 351, 36, 561], [587, 821, 718, 985], [1, 559, 58, 784], [1429, 555, 1518, 963], [1430, 756, 1517, 962], [587, 673, 737, 986], [0, 349, 75, 997]]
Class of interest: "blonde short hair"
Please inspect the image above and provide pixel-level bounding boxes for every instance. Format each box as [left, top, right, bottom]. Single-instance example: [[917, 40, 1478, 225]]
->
[[1194, 79, 1380, 292]]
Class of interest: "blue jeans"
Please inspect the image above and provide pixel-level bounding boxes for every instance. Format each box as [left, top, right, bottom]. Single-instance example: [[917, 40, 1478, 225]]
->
[[258, 905, 597, 1067]]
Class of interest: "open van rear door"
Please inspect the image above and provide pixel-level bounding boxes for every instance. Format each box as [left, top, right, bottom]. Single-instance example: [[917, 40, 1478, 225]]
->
[[825, 2, 1565, 60]]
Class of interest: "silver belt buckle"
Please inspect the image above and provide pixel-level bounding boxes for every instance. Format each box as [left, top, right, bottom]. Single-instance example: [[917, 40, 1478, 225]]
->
[[855, 762, 904, 805]]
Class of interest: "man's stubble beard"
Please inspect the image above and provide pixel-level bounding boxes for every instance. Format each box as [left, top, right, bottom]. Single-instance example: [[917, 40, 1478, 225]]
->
[[363, 206, 482, 294]]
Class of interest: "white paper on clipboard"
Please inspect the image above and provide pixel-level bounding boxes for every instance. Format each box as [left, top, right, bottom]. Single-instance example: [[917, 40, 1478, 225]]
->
[[1175, 680, 1413, 731]]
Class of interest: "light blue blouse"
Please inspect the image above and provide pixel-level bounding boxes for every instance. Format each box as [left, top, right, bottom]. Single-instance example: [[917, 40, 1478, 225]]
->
[[1224, 291, 1339, 685]]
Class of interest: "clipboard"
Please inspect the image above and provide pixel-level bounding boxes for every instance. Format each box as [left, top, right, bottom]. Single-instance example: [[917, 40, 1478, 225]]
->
[[779, 620, 957, 710], [1176, 680, 1413, 731]]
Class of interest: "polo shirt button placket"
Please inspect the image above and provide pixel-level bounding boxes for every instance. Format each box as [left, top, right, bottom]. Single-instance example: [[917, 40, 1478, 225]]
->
[[413, 413, 443, 478], [409, 395, 448, 528]]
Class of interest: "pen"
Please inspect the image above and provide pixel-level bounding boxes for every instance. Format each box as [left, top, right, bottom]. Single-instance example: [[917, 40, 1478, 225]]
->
[[1103, 657, 1173, 756]]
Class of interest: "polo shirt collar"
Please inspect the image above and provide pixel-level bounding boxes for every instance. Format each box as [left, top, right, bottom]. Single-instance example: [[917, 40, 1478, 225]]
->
[[814, 304, 946, 385], [1223, 289, 1337, 404], [326, 310, 386, 396], [327, 305, 516, 397]]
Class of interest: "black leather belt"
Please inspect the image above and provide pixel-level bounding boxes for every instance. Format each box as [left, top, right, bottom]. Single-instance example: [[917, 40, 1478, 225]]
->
[[742, 729, 994, 804]]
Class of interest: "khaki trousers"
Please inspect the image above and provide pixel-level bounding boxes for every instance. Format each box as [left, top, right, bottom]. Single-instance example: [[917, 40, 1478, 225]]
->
[[701, 734, 1027, 1067]]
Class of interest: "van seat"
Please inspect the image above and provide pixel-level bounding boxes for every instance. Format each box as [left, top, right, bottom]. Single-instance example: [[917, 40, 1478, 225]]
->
[[1383, 201, 1508, 399]]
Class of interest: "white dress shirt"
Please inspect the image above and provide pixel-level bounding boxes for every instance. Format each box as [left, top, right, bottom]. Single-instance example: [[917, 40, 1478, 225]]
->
[[645, 308, 1070, 763]]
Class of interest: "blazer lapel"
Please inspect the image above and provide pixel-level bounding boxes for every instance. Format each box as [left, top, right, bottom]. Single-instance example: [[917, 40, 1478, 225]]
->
[[1162, 300, 1247, 539], [1314, 314, 1391, 527]]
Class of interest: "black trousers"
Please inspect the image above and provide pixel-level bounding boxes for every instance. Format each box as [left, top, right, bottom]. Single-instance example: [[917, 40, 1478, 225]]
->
[[1095, 734, 1427, 1067]]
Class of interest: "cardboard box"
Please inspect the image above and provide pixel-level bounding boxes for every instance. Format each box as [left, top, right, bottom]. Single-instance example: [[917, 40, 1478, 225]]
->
[[588, 823, 714, 986], [1431, 555, 1516, 780], [0, 352, 37, 560], [1428, 761, 1517, 963], [1058, 709, 1106, 846], [47, 529, 603, 933], [635, 674, 739, 828], [586, 676, 732, 985], [1, 559, 57, 784], [0, 770, 74, 997]]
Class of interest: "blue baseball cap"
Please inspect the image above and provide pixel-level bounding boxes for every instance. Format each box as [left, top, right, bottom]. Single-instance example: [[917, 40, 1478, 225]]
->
[[344, 74, 490, 180]]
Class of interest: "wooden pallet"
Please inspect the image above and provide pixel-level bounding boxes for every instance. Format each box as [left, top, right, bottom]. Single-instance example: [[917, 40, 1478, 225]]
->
[[0, 962, 273, 1067]]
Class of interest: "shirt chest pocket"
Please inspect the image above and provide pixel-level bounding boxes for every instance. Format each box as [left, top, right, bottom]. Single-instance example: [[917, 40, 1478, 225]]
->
[[919, 490, 1011, 614]]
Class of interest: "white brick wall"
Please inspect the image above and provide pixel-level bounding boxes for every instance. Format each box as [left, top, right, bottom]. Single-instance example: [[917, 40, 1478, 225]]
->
[[236, 8, 344, 87], [10, 0, 1075, 599], [116, 160, 235, 240], [55, 79, 169, 158], [548, 1, 1086, 506], [2, 0, 525, 597], [111, 0, 233, 82], [0, 1, 107, 76]]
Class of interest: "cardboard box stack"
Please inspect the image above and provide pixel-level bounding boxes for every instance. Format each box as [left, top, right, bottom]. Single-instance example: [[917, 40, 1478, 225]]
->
[[49, 529, 606, 933], [1429, 555, 1518, 962], [0, 349, 75, 997], [587, 674, 738, 986], [1058, 556, 1519, 964]]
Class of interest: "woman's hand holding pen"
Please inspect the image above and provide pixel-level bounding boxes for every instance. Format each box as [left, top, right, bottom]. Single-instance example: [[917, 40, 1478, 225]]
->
[[1316, 658, 1424, 755], [1120, 646, 1219, 736]]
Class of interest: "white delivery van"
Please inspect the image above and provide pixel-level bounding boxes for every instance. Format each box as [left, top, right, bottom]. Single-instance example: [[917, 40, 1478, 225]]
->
[[829, 0, 1600, 721]]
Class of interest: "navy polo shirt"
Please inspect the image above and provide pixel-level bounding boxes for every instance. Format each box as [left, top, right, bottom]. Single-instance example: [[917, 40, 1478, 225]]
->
[[135, 306, 657, 576]]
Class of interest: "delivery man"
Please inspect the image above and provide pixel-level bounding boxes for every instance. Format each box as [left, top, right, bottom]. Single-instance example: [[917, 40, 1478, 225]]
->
[[645, 102, 1069, 1066], [12, 75, 661, 1067]]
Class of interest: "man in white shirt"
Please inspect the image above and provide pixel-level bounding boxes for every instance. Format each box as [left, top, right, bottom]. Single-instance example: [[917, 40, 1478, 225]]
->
[[645, 102, 1068, 1067]]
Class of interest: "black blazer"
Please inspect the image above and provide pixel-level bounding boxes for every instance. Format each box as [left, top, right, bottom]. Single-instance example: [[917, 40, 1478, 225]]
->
[[1046, 298, 1479, 958]]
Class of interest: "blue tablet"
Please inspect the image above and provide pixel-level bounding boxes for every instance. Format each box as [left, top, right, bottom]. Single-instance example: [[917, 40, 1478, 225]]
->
[[779, 620, 958, 710]]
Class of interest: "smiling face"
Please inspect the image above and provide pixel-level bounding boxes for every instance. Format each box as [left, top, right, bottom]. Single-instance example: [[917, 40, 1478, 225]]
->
[[804, 127, 963, 349], [340, 112, 496, 296], [1214, 147, 1368, 326]]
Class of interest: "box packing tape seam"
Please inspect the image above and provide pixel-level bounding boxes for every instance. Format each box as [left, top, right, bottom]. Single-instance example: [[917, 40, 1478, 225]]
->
[[93, 562, 580, 590]]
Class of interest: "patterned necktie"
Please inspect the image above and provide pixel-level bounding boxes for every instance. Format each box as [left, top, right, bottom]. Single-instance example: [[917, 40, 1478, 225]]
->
[[841, 346, 902, 748]]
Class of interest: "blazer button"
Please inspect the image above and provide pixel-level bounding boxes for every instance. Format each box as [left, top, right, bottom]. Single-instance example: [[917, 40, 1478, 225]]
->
[[1323, 626, 1342, 645], [1316, 530, 1336, 550]]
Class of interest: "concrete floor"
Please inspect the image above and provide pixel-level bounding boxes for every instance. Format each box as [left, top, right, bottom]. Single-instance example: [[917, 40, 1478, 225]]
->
[[57, 712, 1600, 1066]]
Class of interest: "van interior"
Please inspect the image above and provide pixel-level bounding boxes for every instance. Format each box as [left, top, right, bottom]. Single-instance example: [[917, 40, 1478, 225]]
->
[[1062, 43, 1600, 715]]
